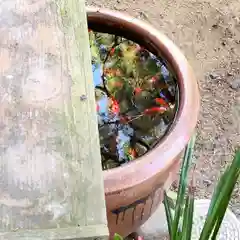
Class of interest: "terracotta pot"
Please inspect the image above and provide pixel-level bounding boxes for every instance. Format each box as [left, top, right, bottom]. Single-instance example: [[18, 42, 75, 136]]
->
[[87, 7, 200, 238]]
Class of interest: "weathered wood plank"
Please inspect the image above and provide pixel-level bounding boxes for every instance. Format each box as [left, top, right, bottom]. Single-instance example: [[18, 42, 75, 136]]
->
[[0, 224, 108, 240], [0, 0, 108, 238]]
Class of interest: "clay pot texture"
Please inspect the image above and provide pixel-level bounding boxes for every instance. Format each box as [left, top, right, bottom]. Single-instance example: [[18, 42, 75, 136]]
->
[[87, 7, 200, 238]]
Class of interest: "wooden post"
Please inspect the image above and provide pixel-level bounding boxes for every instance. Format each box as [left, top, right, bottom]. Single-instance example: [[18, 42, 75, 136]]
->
[[0, 0, 108, 238]]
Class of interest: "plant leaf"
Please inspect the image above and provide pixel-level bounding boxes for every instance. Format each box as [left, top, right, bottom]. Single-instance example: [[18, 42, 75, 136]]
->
[[96, 33, 115, 46], [199, 149, 240, 240], [210, 202, 230, 240], [145, 58, 161, 75], [163, 191, 174, 238], [120, 45, 137, 76], [181, 186, 194, 240], [171, 134, 196, 238], [106, 76, 124, 93], [113, 233, 124, 240], [205, 166, 229, 218]]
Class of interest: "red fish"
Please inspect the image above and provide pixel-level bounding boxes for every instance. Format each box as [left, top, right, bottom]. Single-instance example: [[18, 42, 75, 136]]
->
[[128, 148, 137, 159], [120, 116, 131, 124], [150, 76, 158, 83], [110, 48, 115, 55], [155, 98, 169, 107], [144, 107, 167, 115], [110, 97, 120, 114], [134, 87, 142, 95], [96, 103, 100, 112]]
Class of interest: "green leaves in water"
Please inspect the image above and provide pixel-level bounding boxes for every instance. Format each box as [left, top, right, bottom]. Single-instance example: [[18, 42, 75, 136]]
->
[[89, 30, 100, 64], [164, 135, 240, 240], [89, 30, 178, 169]]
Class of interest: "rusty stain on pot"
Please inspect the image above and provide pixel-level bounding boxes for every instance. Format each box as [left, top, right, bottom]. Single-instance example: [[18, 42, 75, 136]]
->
[[111, 182, 163, 225], [106, 189, 122, 196]]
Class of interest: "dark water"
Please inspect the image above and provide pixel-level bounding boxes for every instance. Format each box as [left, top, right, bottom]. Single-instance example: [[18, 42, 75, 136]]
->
[[89, 31, 178, 169]]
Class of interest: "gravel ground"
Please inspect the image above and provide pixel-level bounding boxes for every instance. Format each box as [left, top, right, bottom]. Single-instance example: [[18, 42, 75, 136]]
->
[[87, 0, 240, 216]]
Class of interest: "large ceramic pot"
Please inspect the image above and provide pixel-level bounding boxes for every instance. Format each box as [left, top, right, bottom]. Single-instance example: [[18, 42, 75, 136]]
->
[[87, 7, 200, 238]]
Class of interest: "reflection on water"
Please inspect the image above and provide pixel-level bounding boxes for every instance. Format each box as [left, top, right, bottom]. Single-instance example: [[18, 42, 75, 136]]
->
[[90, 31, 178, 169]]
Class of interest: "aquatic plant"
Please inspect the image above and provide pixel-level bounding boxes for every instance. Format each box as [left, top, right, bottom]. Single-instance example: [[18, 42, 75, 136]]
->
[[89, 30, 178, 169]]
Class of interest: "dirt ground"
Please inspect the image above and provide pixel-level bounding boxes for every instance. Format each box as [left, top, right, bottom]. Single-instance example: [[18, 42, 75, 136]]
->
[[87, 0, 240, 215]]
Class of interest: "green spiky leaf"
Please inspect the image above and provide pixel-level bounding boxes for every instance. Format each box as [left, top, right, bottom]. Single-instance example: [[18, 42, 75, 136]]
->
[[171, 134, 196, 238], [181, 185, 195, 240], [113, 233, 124, 240], [164, 191, 174, 237], [199, 149, 240, 240]]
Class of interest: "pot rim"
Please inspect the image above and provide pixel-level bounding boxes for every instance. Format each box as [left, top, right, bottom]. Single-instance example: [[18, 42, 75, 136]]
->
[[87, 6, 200, 194]]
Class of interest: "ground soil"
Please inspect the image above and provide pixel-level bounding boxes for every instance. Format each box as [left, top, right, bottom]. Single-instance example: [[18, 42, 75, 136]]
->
[[87, 0, 240, 216]]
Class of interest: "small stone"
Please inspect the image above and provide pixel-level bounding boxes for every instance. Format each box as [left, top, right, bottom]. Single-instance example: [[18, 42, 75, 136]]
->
[[230, 77, 240, 90], [153, 119, 168, 137], [6, 75, 14, 79], [203, 179, 212, 187], [102, 159, 119, 170], [209, 73, 220, 80], [171, 180, 178, 190], [139, 11, 149, 21], [135, 142, 148, 156], [80, 94, 87, 101], [221, 40, 227, 46], [135, 130, 156, 146], [212, 24, 218, 29], [233, 206, 240, 217]]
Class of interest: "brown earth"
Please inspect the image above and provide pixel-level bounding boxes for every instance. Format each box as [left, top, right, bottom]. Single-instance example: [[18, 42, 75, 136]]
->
[[87, 0, 240, 216]]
